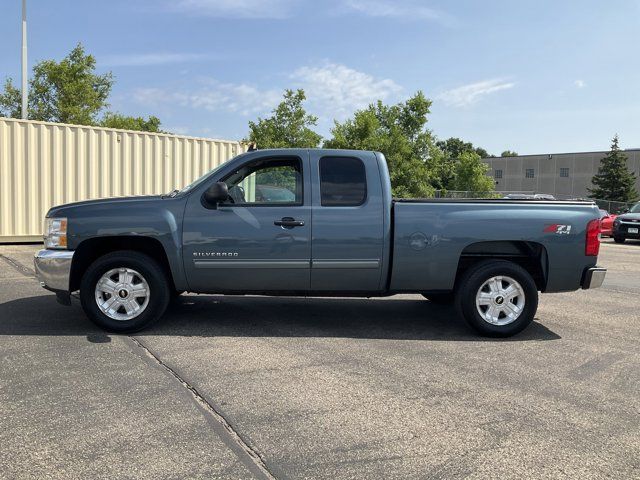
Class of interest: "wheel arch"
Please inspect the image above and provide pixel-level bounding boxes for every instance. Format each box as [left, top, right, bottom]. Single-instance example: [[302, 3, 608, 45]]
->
[[69, 236, 177, 292], [455, 241, 548, 291]]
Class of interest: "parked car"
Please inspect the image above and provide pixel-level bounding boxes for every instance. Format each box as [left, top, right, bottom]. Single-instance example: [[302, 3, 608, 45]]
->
[[612, 202, 640, 243], [35, 149, 606, 338], [599, 209, 617, 237]]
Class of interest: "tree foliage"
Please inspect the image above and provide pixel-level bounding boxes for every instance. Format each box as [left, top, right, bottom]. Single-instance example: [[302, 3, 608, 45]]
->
[[501, 150, 518, 157], [247, 89, 322, 148], [0, 43, 164, 133], [588, 135, 638, 202], [100, 112, 164, 133], [324, 92, 435, 198], [0, 79, 21, 118], [0, 44, 113, 124], [436, 137, 490, 159], [432, 137, 494, 191], [451, 151, 495, 192]]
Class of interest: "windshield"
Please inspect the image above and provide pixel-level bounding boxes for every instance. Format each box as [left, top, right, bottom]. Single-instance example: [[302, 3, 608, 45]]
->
[[175, 163, 227, 195], [171, 152, 247, 196], [631, 203, 640, 213], [175, 151, 253, 196]]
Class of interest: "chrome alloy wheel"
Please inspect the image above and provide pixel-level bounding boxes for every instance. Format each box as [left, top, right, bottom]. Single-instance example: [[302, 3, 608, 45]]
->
[[94, 268, 150, 321], [475, 275, 525, 326]]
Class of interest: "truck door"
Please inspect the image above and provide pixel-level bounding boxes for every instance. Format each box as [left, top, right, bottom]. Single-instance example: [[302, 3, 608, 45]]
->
[[309, 151, 385, 292], [182, 153, 311, 292]]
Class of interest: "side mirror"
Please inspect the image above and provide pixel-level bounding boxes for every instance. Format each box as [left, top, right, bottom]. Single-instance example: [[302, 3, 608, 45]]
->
[[202, 182, 229, 209]]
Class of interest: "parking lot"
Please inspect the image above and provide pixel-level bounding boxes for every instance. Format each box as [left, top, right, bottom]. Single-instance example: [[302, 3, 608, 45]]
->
[[1, 240, 638, 479]]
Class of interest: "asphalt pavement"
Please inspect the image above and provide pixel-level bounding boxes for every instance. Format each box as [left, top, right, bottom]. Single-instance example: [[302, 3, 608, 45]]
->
[[0, 240, 638, 479]]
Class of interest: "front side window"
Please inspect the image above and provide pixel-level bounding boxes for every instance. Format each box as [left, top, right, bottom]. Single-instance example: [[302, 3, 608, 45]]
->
[[320, 156, 367, 206], [222, 157, 302, 205]]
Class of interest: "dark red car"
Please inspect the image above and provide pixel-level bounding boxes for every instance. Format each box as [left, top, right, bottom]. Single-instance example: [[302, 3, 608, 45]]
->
[[599, 209, 617, 237]]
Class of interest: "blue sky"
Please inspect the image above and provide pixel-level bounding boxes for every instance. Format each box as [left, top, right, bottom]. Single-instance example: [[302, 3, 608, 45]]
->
[[1, 0, 639, 155]]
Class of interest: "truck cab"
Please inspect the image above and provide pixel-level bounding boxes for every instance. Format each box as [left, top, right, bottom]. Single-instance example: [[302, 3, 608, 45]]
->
[[182, 149, 389, 294]]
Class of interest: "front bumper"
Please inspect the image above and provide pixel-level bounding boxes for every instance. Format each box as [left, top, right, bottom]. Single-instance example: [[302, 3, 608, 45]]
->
[[34, 249, 74, 292], [614, 222, 640, 238], [581, 267, 606, 290]]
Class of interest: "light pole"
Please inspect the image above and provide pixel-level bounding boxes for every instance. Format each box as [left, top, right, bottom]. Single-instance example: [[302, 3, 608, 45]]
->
[[21, 0, 28, 119]]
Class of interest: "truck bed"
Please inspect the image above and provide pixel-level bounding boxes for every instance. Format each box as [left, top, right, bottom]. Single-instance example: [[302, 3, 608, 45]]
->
[[389, 199, 600, 293]]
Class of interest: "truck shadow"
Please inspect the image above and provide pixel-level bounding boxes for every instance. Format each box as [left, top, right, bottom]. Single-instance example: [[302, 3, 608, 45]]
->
[[0, 294, 561, 342]]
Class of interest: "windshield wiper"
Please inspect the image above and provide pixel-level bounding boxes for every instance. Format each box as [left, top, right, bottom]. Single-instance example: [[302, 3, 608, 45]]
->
[[163, 189, 180, 198]]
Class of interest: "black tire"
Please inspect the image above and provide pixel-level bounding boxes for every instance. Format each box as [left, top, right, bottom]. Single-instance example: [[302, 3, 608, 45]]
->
[[455, 260, 538, 338], [79, 251, 170, 333], [422, 293, 455, 304], [614, 236, 625, 244]]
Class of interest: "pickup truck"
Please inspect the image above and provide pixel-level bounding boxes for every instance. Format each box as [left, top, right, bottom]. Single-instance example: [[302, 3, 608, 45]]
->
[[34, 149, 606, 337]]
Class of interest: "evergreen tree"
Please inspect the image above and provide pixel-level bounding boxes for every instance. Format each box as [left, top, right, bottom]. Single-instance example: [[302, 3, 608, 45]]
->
[[588, 135, 638, 202]]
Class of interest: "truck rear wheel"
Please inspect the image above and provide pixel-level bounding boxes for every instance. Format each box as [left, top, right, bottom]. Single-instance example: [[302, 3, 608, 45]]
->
[[79, 251, 170, 333], [455, 260, 538, 337]]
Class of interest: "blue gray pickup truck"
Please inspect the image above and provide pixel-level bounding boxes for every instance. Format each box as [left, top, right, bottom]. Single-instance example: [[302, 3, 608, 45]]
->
[[35, 149, 606, 337]]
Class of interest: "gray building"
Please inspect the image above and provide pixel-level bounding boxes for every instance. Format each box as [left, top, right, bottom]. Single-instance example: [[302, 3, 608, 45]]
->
[[482, 149, 640, 199]]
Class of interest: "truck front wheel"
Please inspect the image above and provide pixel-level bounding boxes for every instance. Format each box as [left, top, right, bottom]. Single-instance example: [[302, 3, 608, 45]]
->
[[455, 260, 538, 337], [79, 251, 170, 333]]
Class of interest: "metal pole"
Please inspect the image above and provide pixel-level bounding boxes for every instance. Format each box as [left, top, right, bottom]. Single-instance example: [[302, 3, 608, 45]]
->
[[21, 0, 28, 119]]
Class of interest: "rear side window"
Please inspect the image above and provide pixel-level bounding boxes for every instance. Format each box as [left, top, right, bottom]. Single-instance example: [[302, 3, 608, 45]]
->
[[319, 157, 367, 206]]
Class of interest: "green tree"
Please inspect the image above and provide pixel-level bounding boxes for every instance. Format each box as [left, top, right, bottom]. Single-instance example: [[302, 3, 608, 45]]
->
[[0, 43, 113, 125], [588, 135, 638, 202], [0, 79, 21, 118], [324, 92, 435, 197], [474, 147, 490, 158], [432, 137, 494, 191], [247, 89, 321, 148], [100, 112, 164, 133], [501, 150, 518, 157], [451, 151, 495, 193], [436, 137, 491, 159], [0, 44, 164, 133]]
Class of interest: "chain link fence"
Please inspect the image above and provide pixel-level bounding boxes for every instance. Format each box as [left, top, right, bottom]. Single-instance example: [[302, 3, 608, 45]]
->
[[431, 190, 636, 213], [432, 190, 533, 199]]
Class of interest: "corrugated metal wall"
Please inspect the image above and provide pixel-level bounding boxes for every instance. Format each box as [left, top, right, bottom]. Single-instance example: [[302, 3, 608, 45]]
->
[[0, 117, 246, 242]]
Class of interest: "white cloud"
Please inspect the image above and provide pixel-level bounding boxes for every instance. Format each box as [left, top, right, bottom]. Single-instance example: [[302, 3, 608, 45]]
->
[[133, 63, 402, 122], [101, 52, 217, 67], [133, 81, 282, 117], [170, 0, 297, 19], [343, 0, 454, 25], [291, 62, 402, 118], [437, 78, 515, 107], [574, 79, 586, 88]]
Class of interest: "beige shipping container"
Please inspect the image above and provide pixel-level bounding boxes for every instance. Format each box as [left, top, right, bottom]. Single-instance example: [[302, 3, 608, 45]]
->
[[0, 117, 246, 242]]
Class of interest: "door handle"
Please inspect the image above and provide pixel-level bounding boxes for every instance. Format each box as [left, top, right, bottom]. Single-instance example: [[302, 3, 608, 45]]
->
[[274, 217, 305, 227]]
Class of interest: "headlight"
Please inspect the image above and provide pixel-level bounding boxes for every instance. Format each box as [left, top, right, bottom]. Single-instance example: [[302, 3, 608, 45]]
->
[[43, 217, 68, 249]]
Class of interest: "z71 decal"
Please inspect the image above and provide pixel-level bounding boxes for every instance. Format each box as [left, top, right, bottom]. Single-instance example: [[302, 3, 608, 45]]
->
[[543, 224, 572, 235]]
